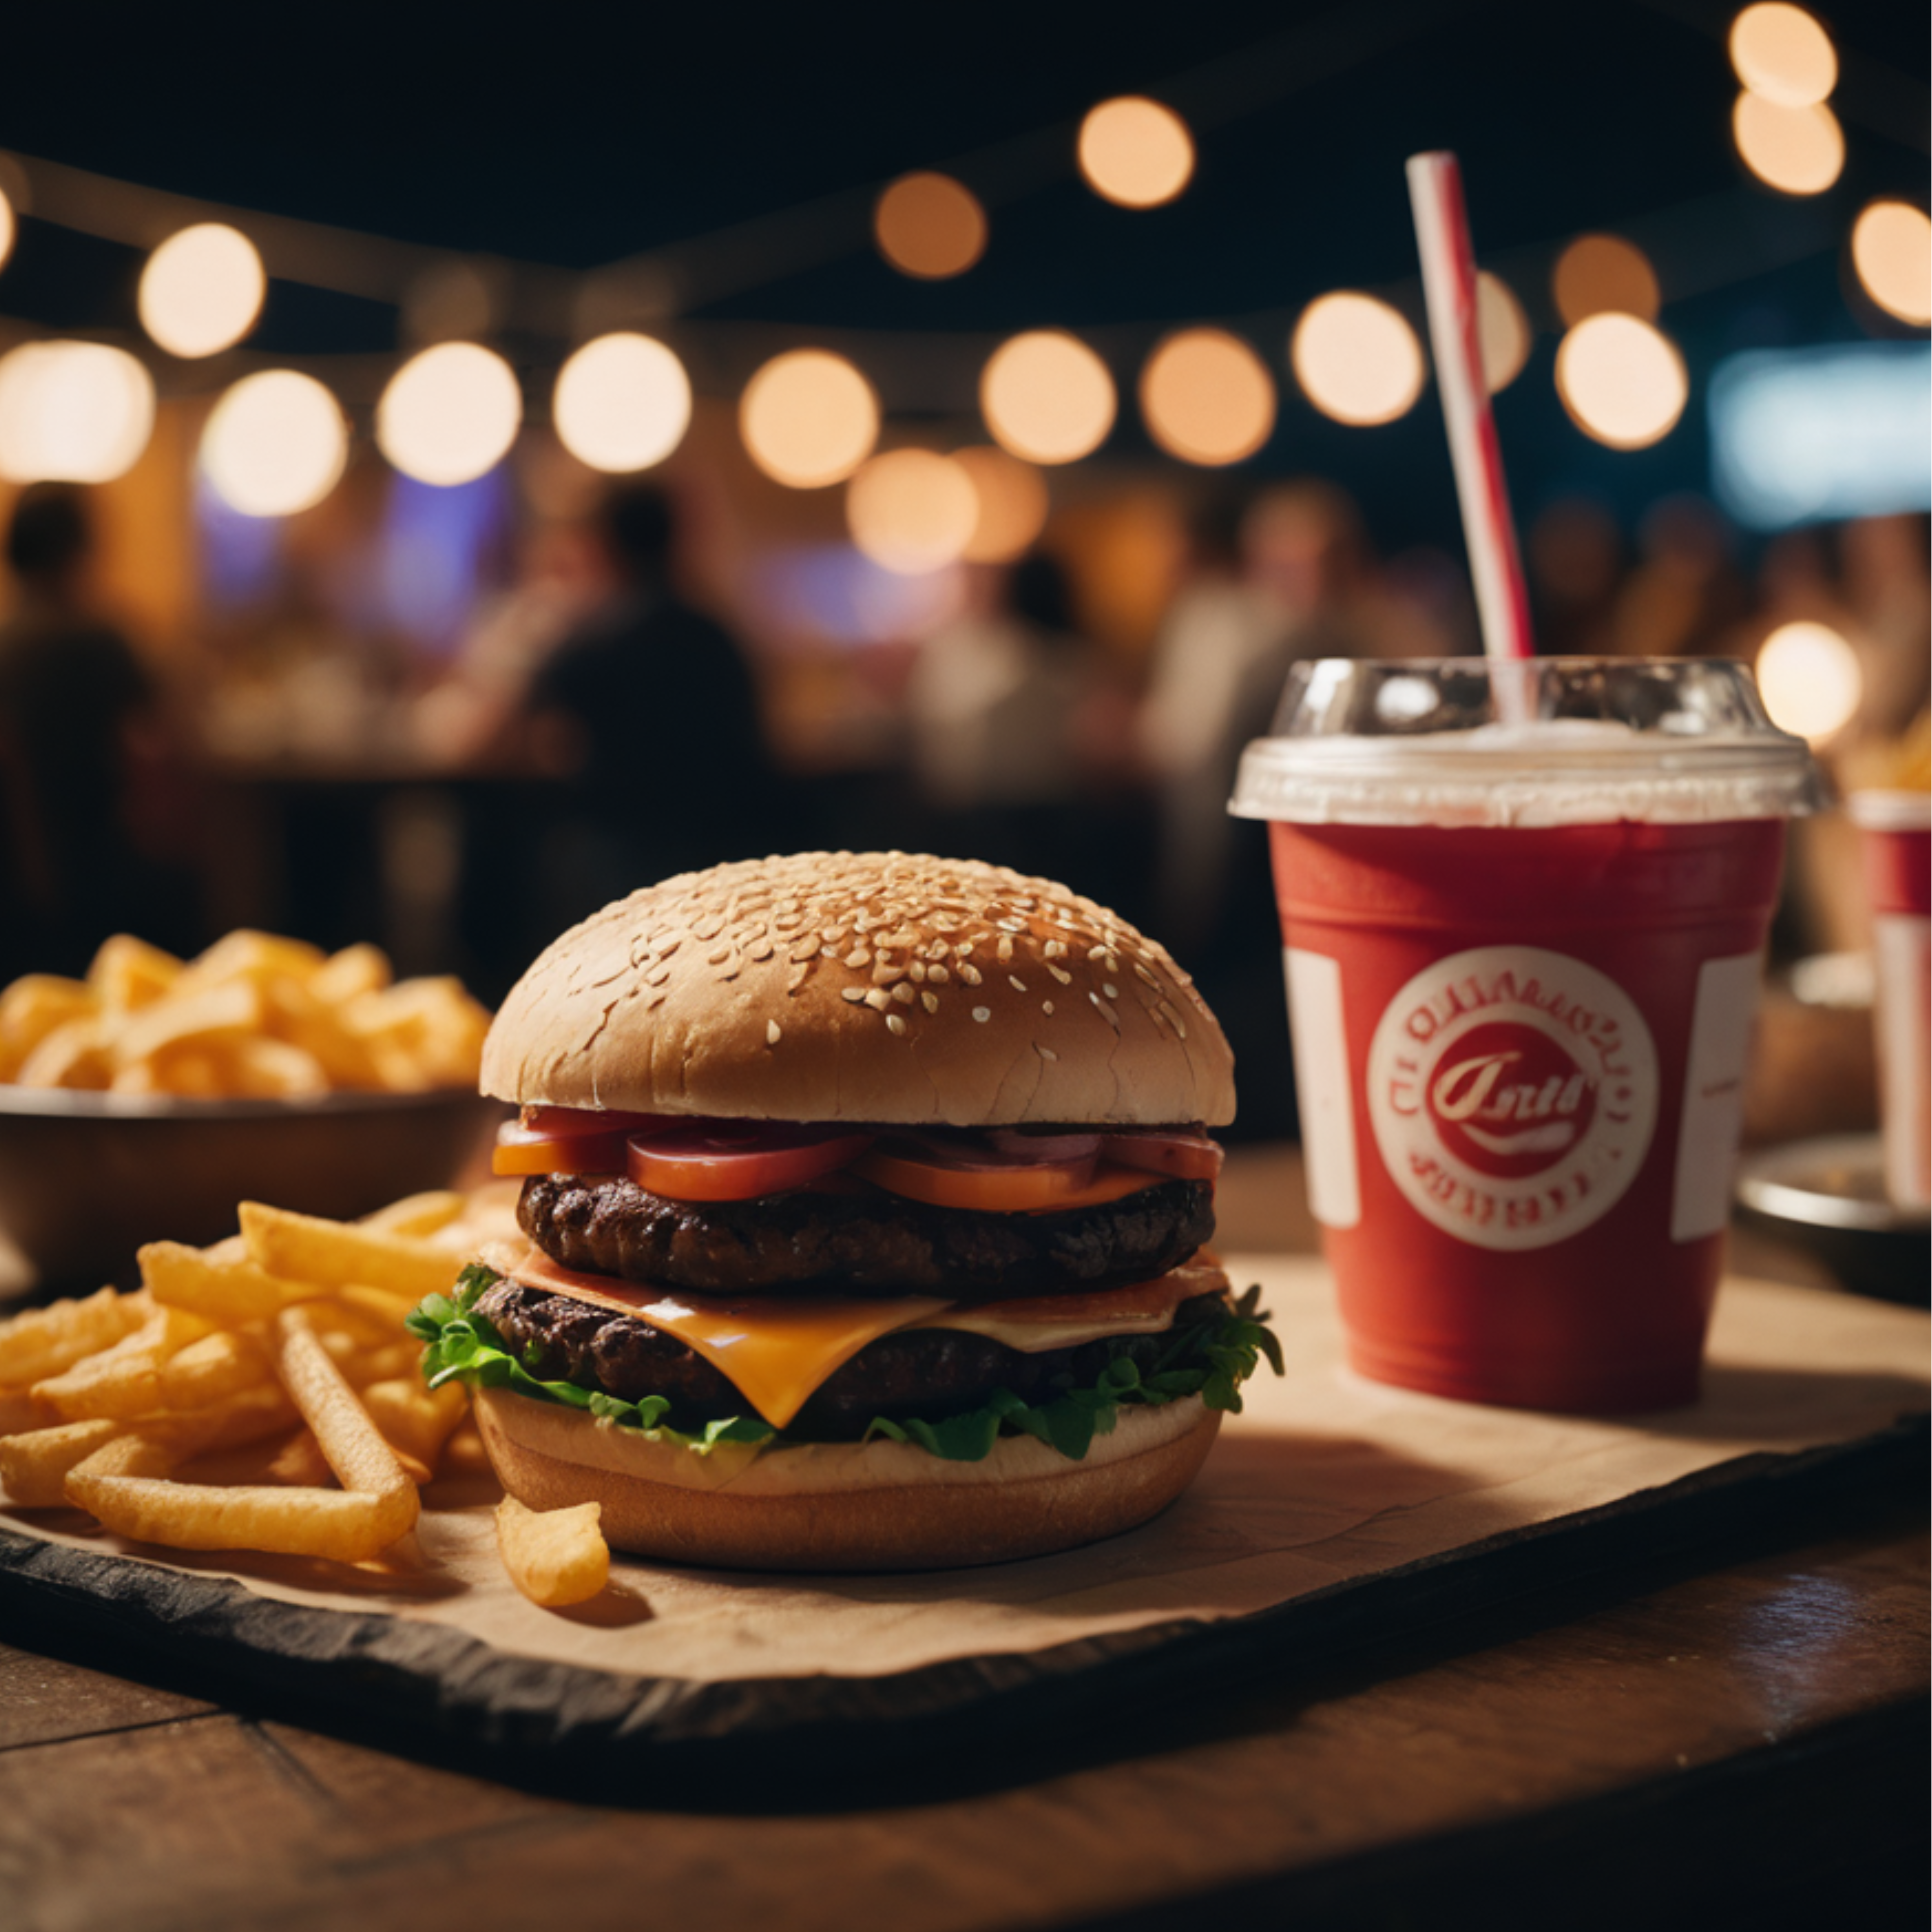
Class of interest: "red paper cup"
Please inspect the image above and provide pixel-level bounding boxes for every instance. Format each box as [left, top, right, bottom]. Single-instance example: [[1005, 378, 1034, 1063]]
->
[[1231, 659, 1821, 1413], [1846, 791, 1931, 1210]]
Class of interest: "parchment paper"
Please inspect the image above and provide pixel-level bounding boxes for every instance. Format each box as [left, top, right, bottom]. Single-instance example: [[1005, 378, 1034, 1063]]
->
[[3, 1258, 1924, 1686]]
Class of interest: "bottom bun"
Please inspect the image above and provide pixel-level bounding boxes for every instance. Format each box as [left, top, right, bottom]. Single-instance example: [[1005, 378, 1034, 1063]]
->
[[472, 1386, 1222, 1572]]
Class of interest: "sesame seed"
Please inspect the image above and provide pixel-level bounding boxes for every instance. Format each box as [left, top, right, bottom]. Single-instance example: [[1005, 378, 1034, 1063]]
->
[[1135, 963, 1161, 986], [841, 987, 868, 1004], [864, 988, 891, 1011], [766, 1020, 782, 1045], [1044, 940, 1066, 959], [787, 964, 810, 994], [791, 936, 821, 962], [1042, 1000, 1055, 1015], [1008, 975, 1027, 993], [845, 949, 870, 969], [1090, 992, 1120, 1027], [972, 1006, 991, 1023], [958, 963, 982, 986], [996, 936, 1014, 962], [891, 982, 914, 1004], [1047, 964, 1072, 985], [908, 961, 926, 982], [1088, 944, 1110, 961], [928, 964, 949, 984], [748, 939, 774, 961], [1102, 982, 1119, 1000], [886, 1013, 908, 1037], [872, 962, 904, 985], [707, 945, 732, 965], [921, 991, 939, 1014], [1037, 1045, 1059, 1062]]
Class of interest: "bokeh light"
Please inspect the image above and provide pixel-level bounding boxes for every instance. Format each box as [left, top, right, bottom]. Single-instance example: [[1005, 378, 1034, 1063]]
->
[[846, 448, 979, 574], [874, 173, 988, 280], [199, 370, 349, 518], [980, 331, 1116, 464], [1730, 4, 1836, 107], [1139, 328, 1276, 466], [1851, 202, 1932, 328], [952, 445, 1049, 562], [0, 189, 13, 274], [1290, 294, 1425, 427], [0, 341, 155, 483], [740, 349, 878, 488], [1077, 97, 1194, 209], [138, 223, 266, 359], [1554, 313, 1688, 449], [1756, 620, 1861, 739], [1733, 93, 1844, 195], [553, 333, 691, 473], [1477, 272, 1532, 393], [1552, 234, 1660, 326], [376, 341, 521, 486]]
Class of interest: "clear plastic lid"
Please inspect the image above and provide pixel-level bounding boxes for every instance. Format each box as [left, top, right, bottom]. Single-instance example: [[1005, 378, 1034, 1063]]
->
[[1229, 657, 1826, 828]]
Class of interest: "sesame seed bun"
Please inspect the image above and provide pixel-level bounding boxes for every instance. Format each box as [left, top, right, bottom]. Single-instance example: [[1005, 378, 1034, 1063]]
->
[[480, 853, 1235, 1127], [472, 1384, 1222, 1571]]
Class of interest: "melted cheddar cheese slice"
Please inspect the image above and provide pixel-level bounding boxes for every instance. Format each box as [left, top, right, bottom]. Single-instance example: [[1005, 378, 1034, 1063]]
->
[[478, 1239, 1224, 1430]]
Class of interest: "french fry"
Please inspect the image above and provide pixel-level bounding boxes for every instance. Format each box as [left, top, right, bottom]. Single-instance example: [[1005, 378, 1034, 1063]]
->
[[110, 978, 263, 1070], [62, 1310, 417, 1561], [0, 1285, 150, 1387], [210, 1035, 330, 1100], [362, 1190, 464, 1239], [342, 1342, 421, 1388], [0, 1388, 46, 1436], [361, 1377, 468, 1470], [0, 1418, 125, 1506], [160, 1329, 273, 1410], [33, 1309, 209, 1422], [174, 929, 326, 995], [239, 1202, 465, 1305], [16, 1016, 112, 1090], [87, 936, 182, 1016], [264, 1428, 333, 1487], [140, 1242, 312, 1324], [308, 943, 392, 1007], [0, 975, 97, 1079], [496, 1497, 609, 1608]]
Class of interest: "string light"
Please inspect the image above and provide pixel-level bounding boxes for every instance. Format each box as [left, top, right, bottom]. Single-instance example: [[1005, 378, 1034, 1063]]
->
[[740, 349, 879, 488], [846, 448, 978, 574], [138, 223, 266, 359], [1477, 272, 1532, 393], [199, 370, 348, 517], [376, 342, 521, 486], [874, 173, 988, 280], [1290, 294, 1425, 426], [1756, 620, 1860, 740], [1554, 313, 1687, 449], [1851, 202, 1932, 328], [1733, 93, 1843, 195], [1730, 4, 1836, 107], [553, 333, 691, 474], [1552, 235, 1660, 327], [980, 330, 1116, 464], [1077, 97, 1194, 209], [0, 341, 155, 483], [1139, 328, 1275, 466], [0, 188, 14, 275], [949, 446, 1049, 563]]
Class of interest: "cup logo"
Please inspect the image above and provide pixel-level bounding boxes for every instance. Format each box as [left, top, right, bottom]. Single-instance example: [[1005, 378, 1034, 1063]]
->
[[1367, 946, 1657, 1251]]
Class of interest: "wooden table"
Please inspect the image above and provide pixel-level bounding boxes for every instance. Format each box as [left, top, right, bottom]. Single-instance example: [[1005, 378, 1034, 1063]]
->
[[2, 1149, 1925, 1932]]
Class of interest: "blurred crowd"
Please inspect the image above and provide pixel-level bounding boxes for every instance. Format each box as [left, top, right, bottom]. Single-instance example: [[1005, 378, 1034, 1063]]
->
[[0, 471, 1924, 1141]]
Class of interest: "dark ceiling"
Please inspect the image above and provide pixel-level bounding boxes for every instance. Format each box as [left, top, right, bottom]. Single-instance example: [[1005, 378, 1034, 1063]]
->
[[0, 0, 1924, 548]]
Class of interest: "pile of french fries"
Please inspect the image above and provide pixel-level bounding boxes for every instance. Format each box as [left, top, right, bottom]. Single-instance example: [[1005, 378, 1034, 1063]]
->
[[0, 930, 492, 1097], [0, 1190, 608, 1608]]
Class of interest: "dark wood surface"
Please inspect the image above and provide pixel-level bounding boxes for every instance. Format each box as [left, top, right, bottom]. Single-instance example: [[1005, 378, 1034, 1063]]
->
[[2, 1149, 1926, 1932]]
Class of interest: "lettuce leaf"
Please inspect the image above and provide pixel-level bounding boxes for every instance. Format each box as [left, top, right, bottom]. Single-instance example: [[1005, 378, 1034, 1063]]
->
[[408, 1265, 1281, 1466]]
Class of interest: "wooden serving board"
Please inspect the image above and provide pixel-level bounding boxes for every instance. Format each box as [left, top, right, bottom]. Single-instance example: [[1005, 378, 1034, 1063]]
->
[[1, 1258, 1924, 1783]]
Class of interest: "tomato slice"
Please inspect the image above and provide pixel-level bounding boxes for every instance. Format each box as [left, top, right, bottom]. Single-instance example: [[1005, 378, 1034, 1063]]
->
[[521, 1105, 679, 1138], [1098, 1129, 1223, 1183], [626, 1125, 875, 1202], [492, 1121, 629, 1176], [851, 1141, 1101, 1213]]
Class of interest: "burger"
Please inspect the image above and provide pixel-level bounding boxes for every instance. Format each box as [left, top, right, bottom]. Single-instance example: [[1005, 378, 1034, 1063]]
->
[[410, 852, 1278, 1570]]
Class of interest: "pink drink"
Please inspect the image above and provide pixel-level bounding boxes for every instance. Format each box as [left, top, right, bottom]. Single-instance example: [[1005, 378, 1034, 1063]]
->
[[1846, 792, 1931, 1210], [1231, 660, 1820, 1413]]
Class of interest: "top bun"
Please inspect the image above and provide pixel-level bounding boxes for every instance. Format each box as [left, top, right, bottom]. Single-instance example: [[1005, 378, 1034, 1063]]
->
[[481, 853, 1234, 1127]]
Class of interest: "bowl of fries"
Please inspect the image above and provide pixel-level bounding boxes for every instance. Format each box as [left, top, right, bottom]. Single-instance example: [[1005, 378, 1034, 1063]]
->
[[0, 931, 504, 1285]]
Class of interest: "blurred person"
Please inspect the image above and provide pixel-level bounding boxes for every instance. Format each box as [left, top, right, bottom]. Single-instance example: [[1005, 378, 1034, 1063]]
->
[[905, 552, 1101, 883], [519, 483, 783, 934], [0, 485, 190, 977], [1607, 495, 1748, 660], [1527, 498, 1622, 657]]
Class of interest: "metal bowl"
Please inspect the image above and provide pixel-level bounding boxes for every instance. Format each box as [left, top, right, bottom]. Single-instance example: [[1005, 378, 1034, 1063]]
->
[[0, 1086, 507, 1292], [1735, 1133, 1930, 1307]]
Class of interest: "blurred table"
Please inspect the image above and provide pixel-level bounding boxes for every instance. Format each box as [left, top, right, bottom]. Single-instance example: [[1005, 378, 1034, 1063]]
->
[[2, 1146, 1925, 1931]]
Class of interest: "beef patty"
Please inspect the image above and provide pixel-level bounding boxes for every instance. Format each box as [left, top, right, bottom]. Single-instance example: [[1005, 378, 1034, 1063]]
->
[[517, 1173, 1214, 1300], [473, 1277, 1228, 1436]]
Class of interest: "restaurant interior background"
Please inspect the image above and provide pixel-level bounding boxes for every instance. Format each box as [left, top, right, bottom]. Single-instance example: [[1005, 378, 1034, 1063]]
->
[[0, 0, 1924, 1145]]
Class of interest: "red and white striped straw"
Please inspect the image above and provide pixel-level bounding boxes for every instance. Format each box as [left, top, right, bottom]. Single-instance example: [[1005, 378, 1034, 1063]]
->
[[1404, 151, 1535, 663]]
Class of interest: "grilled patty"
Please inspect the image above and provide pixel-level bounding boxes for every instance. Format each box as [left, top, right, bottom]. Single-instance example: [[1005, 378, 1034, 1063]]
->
[[517, 1173, 1214, 1301], [473, 1277, 1227, 1435]]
